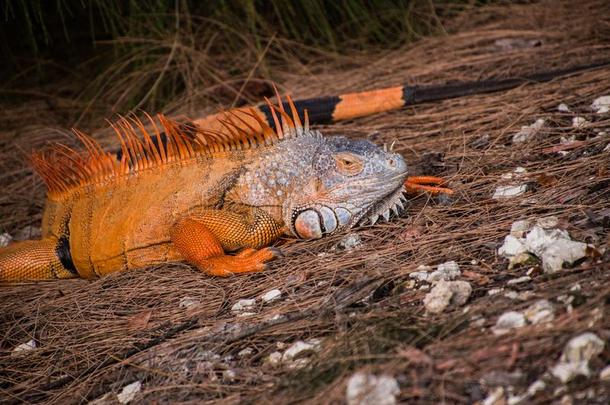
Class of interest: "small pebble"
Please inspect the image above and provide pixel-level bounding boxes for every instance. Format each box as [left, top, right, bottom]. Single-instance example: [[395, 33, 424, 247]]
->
[[346, 372, 400, 405], [222, 369, 237, 382], [12, 339, 36, 354], [492, 311, 526, 335], [282, 339, 322, 362], [335, 234, 362, 251], [231, 298, 256, 313], [117, 381, 142, 404], [599, 365, 610, 381], [572, 116, 589, 128], [591, 95, 610, 114], [512, 118, 545, 143], [488, 288, 504, 296], [423, 280, 472, 313], [0, 232, 12, 247], [507, 276, 531, 285], [237, 348, 254, 357], [266, 351, 282, 366], [260, 289, 282, 303], [493, 184, 528, 199], [524, 299, 554, 324], [551, 332, 605, 383], [179, 296, 201, 309]]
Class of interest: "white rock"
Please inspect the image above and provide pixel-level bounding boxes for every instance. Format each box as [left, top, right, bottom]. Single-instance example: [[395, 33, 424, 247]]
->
[[179, 296, 200, 309], [287, 357, 311, 370], [517, 291, 534, 301], [12, 339, 36, 354], [557, 103, 571, 112], [266, 351, 283, 365], [236, 311, 256, 318], [416, 264, 433, 272], [551, 362, 588, 384], [498, 235, 532, 268], [0, 232, 12, 247], [428, 261, 461, 283], [524, 299, 554, 324], [88, 392, 115, 405], [526, 379, 546, 396], [561, 333, 604, 363], [238, 347, 254, 357], [510, 220, 531, 237], [507, 276, 531, 285], [514, 166, 527, 173], [569, 283, 581, 292], [482, 386, 505, 405], [501, 167, 528, 180], [551, 333, 605, 383], [508, 394, 525, 405], [231, 298, 256, 313], [599, 365, 610, 380], [503, 290, 519, 300], [572, 116, 589, 128], [512, 118, 546, 143], [222, 369, 237, 382], [492, 311, 526, 335], [117, 381, 141, 404], [493, 184, 528, 199], [488, 288, 504, 296], [409, 271, 430, 282], [336, 234, 362, 251], [507, 378, 546, 405], [260, 289, 282, 303], [282, 339, 322, 362], [536, 216, 559, 229], [591, 95, 610, 114], [423, 280, 472, 313], [523, 226, 589, 273], [346, 372, 400, 405]]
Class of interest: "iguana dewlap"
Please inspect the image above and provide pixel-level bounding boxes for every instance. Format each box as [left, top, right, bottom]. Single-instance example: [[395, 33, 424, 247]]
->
[[0, 97, 446, 281]]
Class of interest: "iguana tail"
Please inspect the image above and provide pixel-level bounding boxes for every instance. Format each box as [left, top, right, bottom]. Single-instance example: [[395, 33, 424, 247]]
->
[[192, 59, 610, 135]]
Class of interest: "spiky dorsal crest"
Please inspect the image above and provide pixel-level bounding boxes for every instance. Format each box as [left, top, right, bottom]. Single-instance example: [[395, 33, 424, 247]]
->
[[31, 95, 308, 199]]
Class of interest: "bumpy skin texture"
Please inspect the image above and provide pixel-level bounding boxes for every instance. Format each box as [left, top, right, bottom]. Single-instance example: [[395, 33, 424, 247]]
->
[[0, 99, 416, 281]]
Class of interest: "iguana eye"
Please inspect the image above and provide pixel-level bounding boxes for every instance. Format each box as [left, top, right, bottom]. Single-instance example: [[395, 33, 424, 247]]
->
[[334, 152, 363, 176]]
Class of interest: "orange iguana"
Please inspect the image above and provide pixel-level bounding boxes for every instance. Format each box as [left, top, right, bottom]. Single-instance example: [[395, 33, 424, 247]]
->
[[1, 60, 605, 281], [0, 95, 448, 281]]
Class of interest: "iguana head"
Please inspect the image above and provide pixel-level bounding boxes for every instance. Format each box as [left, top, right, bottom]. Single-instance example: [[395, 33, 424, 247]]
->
[[227, 97, 409, 240], [281, 132, 408, 239]]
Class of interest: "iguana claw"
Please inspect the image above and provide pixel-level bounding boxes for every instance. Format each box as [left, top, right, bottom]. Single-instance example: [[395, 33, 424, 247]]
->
[[405, 176, 454, 195]]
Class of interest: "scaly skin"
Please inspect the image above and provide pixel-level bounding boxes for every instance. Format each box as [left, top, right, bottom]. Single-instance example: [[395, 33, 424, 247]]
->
[[0, 97, 439, 281]]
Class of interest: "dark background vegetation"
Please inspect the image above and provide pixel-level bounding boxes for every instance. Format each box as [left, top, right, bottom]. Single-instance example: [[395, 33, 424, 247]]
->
[[1, 0, 480, 114]]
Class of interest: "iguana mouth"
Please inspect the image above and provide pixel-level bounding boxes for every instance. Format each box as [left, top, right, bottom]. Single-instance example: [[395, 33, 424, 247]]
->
[[357, 184, 407, 226]]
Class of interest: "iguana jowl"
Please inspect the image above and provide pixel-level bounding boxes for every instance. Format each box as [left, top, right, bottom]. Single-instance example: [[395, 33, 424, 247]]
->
[[0, 97, 445, 280]]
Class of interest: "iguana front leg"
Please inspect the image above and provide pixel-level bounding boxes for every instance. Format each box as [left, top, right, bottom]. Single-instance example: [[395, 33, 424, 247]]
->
[[171, 207, 284, 277]]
